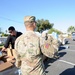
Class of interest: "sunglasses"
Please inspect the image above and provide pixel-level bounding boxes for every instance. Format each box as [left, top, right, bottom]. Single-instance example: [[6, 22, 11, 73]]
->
[[9, 30, 13, 33]]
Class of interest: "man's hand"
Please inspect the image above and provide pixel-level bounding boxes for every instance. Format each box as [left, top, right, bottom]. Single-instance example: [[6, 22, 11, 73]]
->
[[2, 47, 6, 51]]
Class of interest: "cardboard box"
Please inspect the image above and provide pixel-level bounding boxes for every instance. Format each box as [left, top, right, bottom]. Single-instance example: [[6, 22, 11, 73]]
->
[[0, 62, 13, 72], [0, 48, 16, 72], [0, 56, 15, 72]]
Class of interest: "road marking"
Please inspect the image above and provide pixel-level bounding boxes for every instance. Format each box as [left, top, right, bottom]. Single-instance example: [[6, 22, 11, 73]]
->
[[66, 50, 75, 52], [69, 44, 75, 46], [59, 60, 75, 66]]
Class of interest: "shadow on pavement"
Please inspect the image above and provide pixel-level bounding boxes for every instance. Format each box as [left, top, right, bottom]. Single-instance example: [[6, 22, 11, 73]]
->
[[60, 66, 75, 75], [59, 42, 70, 51], [44, 52, 66, 70], [58, 52, 66, 57], [59, 46, 66, 51]]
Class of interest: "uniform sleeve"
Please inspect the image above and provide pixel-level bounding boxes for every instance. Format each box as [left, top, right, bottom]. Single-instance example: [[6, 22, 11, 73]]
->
[[4, 35, 11, 48], [40, 36, 44, 47], [15, 37, 21, 68]]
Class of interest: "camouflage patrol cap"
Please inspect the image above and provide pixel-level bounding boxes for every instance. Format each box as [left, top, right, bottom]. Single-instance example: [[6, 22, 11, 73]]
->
[[24, 16, 36, 23]]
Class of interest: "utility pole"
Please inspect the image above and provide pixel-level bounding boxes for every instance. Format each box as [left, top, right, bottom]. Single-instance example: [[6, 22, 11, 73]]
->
[[0, 27, 1, 34]]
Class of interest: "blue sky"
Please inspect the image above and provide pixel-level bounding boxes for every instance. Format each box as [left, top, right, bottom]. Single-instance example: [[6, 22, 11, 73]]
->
[[0, 0, 75, 33]]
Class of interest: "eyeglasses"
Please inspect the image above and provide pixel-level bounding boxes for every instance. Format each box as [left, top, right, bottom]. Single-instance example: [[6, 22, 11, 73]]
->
[[9, 30, 13, 33]]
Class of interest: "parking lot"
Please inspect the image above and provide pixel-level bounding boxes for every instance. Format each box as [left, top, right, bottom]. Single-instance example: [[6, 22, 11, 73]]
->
[[45, 38, 75, 75], [0, 38, 75, 75]]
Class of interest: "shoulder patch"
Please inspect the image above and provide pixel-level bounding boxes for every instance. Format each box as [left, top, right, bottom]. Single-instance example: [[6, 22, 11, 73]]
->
[[44, 43, 50, 49], [41, 38, 57, 58]]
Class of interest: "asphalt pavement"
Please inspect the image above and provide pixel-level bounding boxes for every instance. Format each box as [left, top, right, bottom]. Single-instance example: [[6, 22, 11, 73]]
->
[[45, 38, 75, 75], [0, 38, 75, 75]]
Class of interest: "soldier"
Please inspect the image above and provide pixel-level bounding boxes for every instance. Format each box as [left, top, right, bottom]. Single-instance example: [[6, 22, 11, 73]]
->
[[41, 32, 59, 59], [15, 16, 46, 75], [15, 16, 59, 75], [48, 34, 59, 59]]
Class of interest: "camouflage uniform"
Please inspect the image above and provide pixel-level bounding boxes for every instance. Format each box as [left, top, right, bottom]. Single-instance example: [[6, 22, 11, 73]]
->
[[15, 31, 46, 75], [41, 33, 59, 58], [15, 16, 56, 75], [49, 35, 59, 51]]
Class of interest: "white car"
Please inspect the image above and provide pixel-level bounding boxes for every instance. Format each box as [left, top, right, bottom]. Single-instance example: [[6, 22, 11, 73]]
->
[[58, 35, 68, 45]]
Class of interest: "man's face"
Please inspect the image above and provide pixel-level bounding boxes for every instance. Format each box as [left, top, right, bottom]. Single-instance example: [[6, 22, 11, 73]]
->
[[9, 30, 15, 35]]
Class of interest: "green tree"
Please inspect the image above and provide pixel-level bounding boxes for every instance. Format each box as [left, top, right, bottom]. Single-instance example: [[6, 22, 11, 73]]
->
[[1, 32, 9, 37], [48, 28, 63, 34], [67, 26, 75, 33], [36, 19, 53, 33]]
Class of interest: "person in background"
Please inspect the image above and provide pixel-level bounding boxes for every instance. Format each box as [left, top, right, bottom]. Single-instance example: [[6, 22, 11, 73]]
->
[[2, 26, 22, 56]]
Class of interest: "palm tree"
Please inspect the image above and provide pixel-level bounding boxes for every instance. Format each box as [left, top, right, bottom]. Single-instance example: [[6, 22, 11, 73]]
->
[[67, 26, 75, 33]]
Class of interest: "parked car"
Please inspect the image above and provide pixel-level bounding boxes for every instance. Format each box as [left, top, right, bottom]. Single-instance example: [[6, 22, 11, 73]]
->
[[58, 34, 68, 45], [72, 32, 75, 41]]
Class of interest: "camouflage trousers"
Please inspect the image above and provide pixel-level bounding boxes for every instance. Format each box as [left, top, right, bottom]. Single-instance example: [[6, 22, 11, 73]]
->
[[20, 61, 46, 75]]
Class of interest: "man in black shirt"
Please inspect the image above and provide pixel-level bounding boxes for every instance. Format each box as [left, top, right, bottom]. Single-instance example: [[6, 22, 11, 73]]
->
[[2, 26, 22, 51]]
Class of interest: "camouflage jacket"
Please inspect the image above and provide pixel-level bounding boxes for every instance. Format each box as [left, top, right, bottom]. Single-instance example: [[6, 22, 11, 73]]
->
[[15, 31, 46, 75]]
